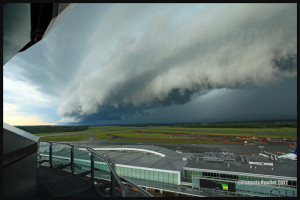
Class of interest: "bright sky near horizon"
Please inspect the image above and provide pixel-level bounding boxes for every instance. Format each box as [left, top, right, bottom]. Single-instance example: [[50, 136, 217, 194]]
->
[[3, 3, 297, 126]]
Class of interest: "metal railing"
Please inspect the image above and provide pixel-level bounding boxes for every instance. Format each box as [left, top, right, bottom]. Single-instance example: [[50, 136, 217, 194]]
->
[[37, 141, 152, 197]]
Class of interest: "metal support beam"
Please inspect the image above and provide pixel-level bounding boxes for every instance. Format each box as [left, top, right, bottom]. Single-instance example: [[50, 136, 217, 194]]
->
[[71, 145, 74, 174], [110, 161, 116, 197], [91, 152, 94, 183], [49, 142, 53, 168]]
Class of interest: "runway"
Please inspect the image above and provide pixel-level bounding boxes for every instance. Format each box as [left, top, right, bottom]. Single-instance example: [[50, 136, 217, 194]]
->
[[68, 140, 295, 156]]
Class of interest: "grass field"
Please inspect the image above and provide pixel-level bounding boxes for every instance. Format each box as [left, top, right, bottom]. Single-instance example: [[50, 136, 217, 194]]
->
[[38, 124, 297, 143], [40, 134, 89, 142]]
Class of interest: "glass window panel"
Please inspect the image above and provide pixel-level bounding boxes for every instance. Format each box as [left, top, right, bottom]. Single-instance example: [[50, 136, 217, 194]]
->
[[149, 171, 153, 181], [136, 169, 140, 179], [174, 174, 178, 184], [125, 167, 129, 177], [136, 169, 141, 179], [154, 171, 159, 182], [118, 167, 122, 176], [159, 172, 164, 182], [124, 167, 127, 176], [140, 169, 144, 180], [145, 170, 150, 180], [149, 170, 154, 181], [134, 169, 140, 178], [121, 167, 124, 176], [130, 168, 133, 177], [124, 167, 128, 177], [168, 173, 173, 184], [124, 167, 127, 177], [163, 172, 169, 183], [185, 170, 192, 178], [116, 166, 120, 174], [97, 163, 101, 169]]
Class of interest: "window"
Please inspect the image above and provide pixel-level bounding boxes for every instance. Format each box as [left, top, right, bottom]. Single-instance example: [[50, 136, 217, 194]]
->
[[174, 174, 178, 184], [163, 172, 169, 183], [116, 166, 120, 174], [185, 170, 193, 178], [124, 168, 128, 177], [159, 172, 164, 182], [132, 168, 136, 178], [149, 171, 154, 181], [129, 168, 133, 177], [137, 169, 141, 178], [220, 174, 226, 179], [154, 171, 159, 182], [288, 180, 296, 186], [168, 173, 173, 184], [118, 167, 123, 176], [140, 169, 145, 180], [145, 170, 150, 180]]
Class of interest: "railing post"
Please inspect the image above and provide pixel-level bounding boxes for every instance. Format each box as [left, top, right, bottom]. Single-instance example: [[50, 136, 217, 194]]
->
[[110, 161, 116, 197], [91, 152, 94, 183], [71, 145, 74, 174], [49, 142, 53, 168]]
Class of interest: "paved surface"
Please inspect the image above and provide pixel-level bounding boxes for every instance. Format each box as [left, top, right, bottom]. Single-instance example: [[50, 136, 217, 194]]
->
[[68, 141, 297, 178], [36, 166, 100, 198], [69, 140, 296, 156], [39, 140, 297, 197], [124, 177, 241, 197], [87, 135, 96, 141]]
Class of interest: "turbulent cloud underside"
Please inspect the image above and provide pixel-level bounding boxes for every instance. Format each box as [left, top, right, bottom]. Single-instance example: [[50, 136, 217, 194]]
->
[[57, 4, 297, 123]]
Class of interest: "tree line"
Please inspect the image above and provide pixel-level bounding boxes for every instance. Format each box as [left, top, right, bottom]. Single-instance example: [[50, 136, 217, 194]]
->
[[169, 122, 297, 128], [16, 126, 89, 134]]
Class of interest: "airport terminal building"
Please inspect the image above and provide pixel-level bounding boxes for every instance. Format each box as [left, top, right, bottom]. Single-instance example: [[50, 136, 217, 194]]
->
[[39, 144, 297, 197]]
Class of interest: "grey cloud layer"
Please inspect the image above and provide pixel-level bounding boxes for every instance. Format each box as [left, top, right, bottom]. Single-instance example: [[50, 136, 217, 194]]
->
[[57, 4, 297, 123]]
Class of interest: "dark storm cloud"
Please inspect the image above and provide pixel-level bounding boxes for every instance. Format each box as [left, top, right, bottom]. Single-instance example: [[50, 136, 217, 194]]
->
[[273, 54, 297, 75], [125, 77, 297, 124], [55, 4, 296, 123], [61, 104, 150, 124]]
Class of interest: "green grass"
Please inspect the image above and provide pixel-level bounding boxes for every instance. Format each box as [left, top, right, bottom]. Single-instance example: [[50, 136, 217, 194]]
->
[[39, 134, 89, 142], [95, 138, 239, 145], [124, 126, 297, 133], [87, 127, 297, 139], [37, 125, 297, 142], [35, 129, 108, 136]]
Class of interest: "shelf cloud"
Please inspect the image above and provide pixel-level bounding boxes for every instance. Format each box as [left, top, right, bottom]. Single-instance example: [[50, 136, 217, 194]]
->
[[56, 4, 296, 123]]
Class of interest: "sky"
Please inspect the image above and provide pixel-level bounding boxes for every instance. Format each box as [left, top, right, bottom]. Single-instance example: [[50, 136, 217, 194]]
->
[[3, 3, 297, 126]]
